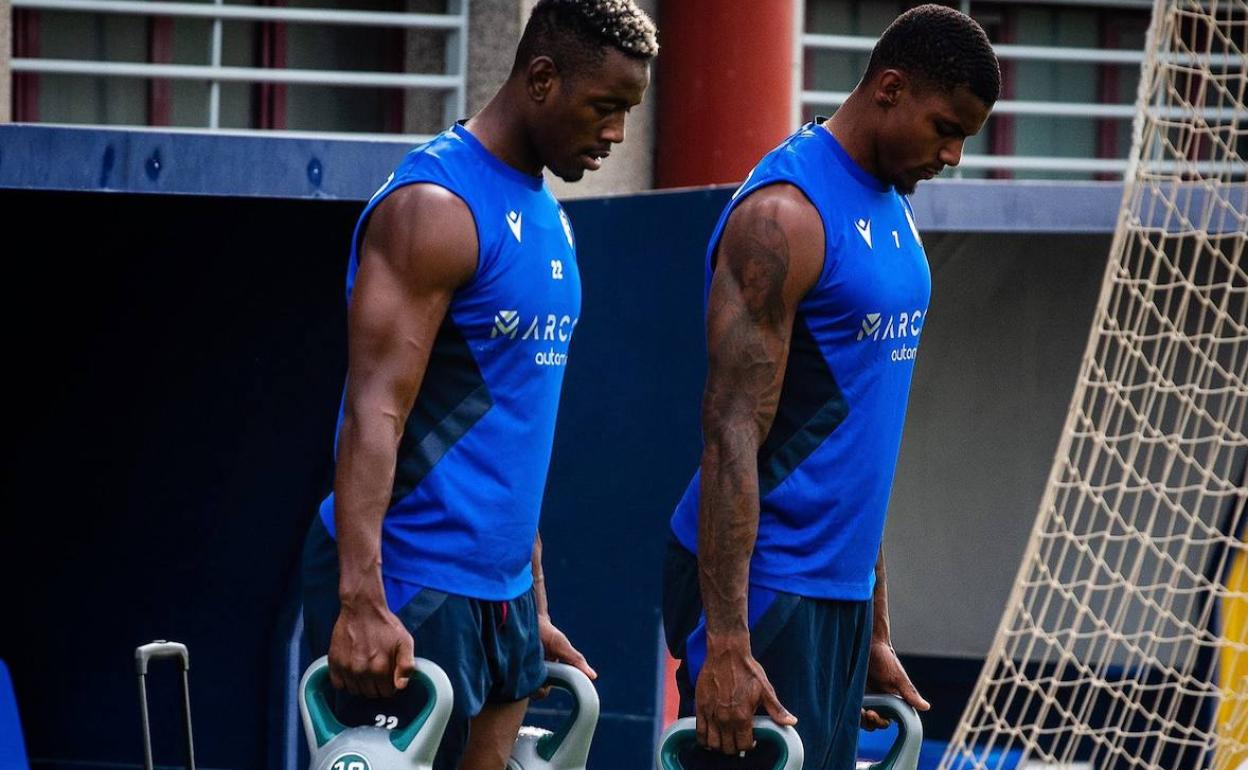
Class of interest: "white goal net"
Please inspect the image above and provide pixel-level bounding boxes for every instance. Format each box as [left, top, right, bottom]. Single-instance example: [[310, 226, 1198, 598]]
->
[[940, 1, 1248, 769]]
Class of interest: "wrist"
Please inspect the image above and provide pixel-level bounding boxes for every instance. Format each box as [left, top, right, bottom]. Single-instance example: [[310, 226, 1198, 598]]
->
[[338, 574, 386, 609], [705, 629, 751, 654]]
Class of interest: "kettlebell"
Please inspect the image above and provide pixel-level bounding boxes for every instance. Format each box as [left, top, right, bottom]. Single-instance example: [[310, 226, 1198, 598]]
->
[[299, 655, 453, 770], [854, 694, 922, 770], [656, 715, 803, 770], [654, 693, 922, 770], [507, 662, 600, 770]]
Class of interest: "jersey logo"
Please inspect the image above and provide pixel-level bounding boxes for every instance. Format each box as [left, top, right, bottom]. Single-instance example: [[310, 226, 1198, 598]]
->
[[558, 209, 575, 248], [857, 309, 925, 362], [507, 210, 523, 242], [854, 217, 873, 248], [858, 313, 882, 340], [493, 310, 520, 338]]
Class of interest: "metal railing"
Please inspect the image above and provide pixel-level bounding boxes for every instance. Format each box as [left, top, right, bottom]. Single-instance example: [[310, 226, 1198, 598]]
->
[[10, 0, 469, 142], [800, 32, 1246, 177]]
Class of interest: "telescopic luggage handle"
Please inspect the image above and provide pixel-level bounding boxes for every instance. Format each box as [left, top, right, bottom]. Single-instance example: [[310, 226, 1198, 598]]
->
[[135, 640, 196, 770]]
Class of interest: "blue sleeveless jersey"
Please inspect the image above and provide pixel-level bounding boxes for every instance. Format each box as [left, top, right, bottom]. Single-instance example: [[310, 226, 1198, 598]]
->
[[670, 122, 931, 600], [319, 123, 581, 601]]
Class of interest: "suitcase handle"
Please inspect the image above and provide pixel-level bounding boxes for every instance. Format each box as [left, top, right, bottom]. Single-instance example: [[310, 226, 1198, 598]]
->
[[136, 640, 195, 770], [135, 640, 189, 675]]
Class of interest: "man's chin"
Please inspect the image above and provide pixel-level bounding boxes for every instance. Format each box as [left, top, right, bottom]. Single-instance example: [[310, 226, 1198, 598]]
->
[[554, 166, 586, 183]]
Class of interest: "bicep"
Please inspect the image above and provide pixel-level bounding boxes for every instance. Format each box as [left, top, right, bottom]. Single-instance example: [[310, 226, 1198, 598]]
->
[[702, 187, 823, 437], [344, 185, 478, 421]]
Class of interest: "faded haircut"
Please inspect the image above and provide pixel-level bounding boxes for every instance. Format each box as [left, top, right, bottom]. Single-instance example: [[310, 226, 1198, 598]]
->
[[865, 3, 1001, 105]]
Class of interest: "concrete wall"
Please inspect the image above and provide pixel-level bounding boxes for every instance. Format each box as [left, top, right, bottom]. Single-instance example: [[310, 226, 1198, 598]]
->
[[883, 232, 1110, 659], [0, 0, 10, 123]]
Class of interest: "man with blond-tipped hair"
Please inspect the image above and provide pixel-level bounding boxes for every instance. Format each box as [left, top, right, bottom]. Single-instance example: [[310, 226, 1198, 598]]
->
[[302, 2, 657, 768]]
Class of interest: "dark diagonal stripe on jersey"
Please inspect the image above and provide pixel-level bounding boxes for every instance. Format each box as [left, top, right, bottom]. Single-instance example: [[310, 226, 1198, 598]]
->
[[757, 315, 848, 497], [390, 318, 493, 505]]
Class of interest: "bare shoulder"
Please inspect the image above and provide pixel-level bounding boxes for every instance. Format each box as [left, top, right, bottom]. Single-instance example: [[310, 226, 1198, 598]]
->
[[361, 183, 478, 289], [718, 183, 824, 297], [730, 183, 821, 236]]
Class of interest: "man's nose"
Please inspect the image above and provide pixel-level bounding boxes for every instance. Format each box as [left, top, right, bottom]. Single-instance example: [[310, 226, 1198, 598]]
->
[[940, 138, 965, 167], [602, 113, 626, 145]]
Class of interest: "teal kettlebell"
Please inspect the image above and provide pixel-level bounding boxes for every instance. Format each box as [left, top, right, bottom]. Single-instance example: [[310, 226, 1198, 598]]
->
[[507, 662, 600, 770], [655, 693, 922, 770], [656, 716, 803, 770], [854, 694, 922, 770], [299, 656, 453, 770]]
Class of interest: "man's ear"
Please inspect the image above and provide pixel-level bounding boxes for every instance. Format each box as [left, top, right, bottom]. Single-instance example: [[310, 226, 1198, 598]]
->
[[526, 56, 559, 103], [873, 68, 906, 109]]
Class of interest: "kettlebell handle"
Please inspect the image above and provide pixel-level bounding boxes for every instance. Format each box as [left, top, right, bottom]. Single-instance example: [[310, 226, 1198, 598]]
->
[[534, 662, 600, 765], [655, 717, 803, 770], [298, 655, 454, 759], [654, 695, 922, 770], [859, 694, 923, 770]]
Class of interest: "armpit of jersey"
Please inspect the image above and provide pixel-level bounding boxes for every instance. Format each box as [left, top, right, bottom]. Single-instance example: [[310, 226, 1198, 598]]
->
[[390, 318, 493, 504], [757, 315, 848, 496]]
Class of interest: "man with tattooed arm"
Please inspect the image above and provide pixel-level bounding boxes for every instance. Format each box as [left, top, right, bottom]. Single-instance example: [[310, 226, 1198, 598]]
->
[[662, 6, 1000, 768]]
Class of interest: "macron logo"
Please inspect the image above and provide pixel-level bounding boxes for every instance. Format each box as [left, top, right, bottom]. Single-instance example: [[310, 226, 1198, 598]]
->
[[506, 210, 522, 242], [492, 310, 519, 338], [854, 218, 873, 248]]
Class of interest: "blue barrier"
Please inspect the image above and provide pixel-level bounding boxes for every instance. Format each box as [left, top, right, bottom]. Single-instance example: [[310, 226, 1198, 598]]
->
[[0, 660, 30, 770], [0, 125, 1128, 232]]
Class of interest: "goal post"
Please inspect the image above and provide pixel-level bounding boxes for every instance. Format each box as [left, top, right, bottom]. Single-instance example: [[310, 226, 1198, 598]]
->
[[939, 2, 1247, 769]]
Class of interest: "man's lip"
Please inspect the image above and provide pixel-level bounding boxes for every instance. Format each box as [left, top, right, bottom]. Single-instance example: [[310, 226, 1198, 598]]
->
[[581, 150, 610, 169]]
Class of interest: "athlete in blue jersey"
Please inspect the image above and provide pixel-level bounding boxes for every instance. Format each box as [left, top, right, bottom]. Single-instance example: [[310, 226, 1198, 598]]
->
[[300, 2, 656, 768], [663, 6, 999, 768]]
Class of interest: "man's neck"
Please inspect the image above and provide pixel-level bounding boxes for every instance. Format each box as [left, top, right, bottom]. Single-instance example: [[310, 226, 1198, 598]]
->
[[463, 84, 544, 178], [824, 92, 882, 180]]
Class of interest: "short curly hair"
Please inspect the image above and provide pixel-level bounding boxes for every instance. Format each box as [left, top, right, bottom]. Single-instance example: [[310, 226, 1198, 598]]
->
[[512, 0, 659, 79], [865, 4, 1000, 105]]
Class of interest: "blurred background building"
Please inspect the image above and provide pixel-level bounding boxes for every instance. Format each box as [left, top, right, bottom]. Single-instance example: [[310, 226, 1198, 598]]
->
[[2, 0, 1158, 197]]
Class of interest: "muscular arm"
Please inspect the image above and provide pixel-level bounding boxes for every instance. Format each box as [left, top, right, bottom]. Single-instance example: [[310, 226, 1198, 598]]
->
[[696, 185, 823, 753], [862, 545, 930, 729], [530, 533, 596, 682], [872, 546, 892, 645], [330, 183, 477, 698]]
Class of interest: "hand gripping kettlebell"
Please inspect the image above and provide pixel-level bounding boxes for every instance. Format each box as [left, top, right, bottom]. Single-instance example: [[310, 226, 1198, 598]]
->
[[854, 694, 922, 770], [299, 656, 454, 770], [655, 693, 922, 770], [507, 662, 600, 770], [655, 715, 803, 770]]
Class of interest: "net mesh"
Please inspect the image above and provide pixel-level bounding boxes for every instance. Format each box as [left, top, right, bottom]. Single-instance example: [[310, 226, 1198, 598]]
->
[[939, 2, 1248, 769]]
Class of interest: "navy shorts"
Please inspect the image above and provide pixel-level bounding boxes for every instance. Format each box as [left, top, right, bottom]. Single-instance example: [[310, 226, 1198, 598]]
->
[[663, 536, 873, 770], [301, 516, 547, 770]]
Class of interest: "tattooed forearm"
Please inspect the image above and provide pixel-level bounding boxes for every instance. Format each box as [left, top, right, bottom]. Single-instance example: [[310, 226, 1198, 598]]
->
[[698, 204, 794, 637]]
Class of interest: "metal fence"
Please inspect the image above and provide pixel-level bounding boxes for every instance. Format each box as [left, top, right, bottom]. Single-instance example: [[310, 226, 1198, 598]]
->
[[800, 0, 1246, 177], [801, 33, 1151, 175], [10, 0, 468, 142]]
